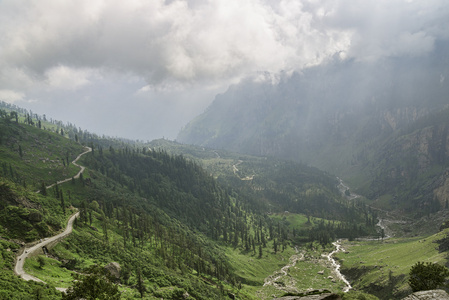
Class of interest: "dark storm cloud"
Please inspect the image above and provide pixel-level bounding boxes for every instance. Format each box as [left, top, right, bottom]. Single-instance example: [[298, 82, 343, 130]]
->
[[0, 0, 447, 140]]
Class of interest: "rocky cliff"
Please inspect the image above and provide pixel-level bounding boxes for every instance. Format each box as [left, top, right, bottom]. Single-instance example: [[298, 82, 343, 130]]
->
[[401, 289, 449, 300], [178, 49, 449, 214]]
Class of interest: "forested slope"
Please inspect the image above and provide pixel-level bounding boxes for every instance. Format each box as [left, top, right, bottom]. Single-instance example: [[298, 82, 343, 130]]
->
[[177, 50, 449, 216], [0, 107, 377, 299]]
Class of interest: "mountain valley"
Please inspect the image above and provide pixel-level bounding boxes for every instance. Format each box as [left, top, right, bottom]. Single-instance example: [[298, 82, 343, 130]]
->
[[1, 89, 449, 300]]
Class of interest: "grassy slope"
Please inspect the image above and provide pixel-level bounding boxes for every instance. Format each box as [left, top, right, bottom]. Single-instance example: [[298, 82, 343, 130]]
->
[[336, 229, 449, 299], [0, 238, 61, 299], [0, 120, 85, 188], [2, 120, 447, 299], [23, 213, 139, 297], [0, 120, 89, 299]]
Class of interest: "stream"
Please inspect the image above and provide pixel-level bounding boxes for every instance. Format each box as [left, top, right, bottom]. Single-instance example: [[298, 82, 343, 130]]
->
[[262, 178, 398, 295], [262, 242, 352, 295], [326, 240, 352, 292], [337, 177, 360, 200], [263, 247, 303, 289]]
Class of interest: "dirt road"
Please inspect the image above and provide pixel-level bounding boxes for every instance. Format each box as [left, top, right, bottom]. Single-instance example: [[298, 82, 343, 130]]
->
[[43, 146, 91, 190], [14, 211, 79, 282], [15, 145, 91, 285]]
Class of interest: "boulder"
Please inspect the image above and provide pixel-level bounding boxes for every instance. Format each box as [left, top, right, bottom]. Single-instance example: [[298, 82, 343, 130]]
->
[[401, 289, 449, 300], [104, 262, 121, 280], [275, 293, 341, 300]]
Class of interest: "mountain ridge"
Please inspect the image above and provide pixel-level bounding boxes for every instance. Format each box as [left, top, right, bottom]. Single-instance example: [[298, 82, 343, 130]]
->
[[0, 106, 383, 299], [177, 49, 449, 214]]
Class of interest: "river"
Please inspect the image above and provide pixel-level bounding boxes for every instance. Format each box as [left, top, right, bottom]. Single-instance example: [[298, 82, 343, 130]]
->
[[326, 240, 352, 292]]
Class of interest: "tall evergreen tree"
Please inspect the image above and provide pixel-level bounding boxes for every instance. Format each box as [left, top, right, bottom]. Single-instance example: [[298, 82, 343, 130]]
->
[[40, 182, 47, 196], [60, 189, 65, 214]]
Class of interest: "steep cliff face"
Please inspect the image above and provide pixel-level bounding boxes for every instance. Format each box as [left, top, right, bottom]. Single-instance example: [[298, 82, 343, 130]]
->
[[434, 169, 449, 207], [177, 47, 449, 213], [357, 108, 449, 213], [381, 107, 430, 131]]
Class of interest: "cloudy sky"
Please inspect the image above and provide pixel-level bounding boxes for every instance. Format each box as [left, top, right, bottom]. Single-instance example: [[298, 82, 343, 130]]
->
[[0, 0, 448, 140]]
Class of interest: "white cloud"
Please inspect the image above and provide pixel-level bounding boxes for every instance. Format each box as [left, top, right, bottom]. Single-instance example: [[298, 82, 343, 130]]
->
[[323, 0, 449, 61], [44, 65, 99, 90], [0, 0, 447, 141], [0, 0, 356, 88], [0, 0, 447, 88], [390, 31, 435, 57], [0, 89, 25, 103]]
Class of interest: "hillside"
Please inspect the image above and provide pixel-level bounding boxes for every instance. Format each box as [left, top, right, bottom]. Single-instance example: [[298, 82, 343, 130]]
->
[[0, 108, 383, 299], [177, 45, 449, 215], [336, 227, 449, 299]]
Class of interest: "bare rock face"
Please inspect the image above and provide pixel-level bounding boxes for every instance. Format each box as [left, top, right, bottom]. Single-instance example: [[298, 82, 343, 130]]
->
[[275, 293, 341, 300], [104, 262, 121, 280], [401, 289, 449, 300]]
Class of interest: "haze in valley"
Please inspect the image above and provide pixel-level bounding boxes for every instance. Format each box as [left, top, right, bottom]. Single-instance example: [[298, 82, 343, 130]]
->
[[0, 0, 448, 140]]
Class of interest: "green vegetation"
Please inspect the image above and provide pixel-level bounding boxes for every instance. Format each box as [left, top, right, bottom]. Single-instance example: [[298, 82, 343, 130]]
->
[[149, 139, 378, 243], [2, 102, 449, 299], [0, 239, 61, 299], [0, 111, 85, 189], [336, 229, 449, 299], [63, 265, 121, 300], [176, 72, 449, 221], [409, 261, 449, 292]]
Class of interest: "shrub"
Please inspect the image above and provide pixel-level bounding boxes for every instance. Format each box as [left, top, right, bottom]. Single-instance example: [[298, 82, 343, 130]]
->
[[409, 261, 449, 292]]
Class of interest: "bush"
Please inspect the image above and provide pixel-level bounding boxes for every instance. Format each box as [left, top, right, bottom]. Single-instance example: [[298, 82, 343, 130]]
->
[[409, 261, 449, 292], [63, 265, 120, 300]]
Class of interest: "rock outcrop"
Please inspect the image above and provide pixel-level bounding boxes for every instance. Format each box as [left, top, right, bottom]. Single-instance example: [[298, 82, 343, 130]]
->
[[401, 289, 449, 300], [275, 293, 341, 300], [104, 262, 121, 281]]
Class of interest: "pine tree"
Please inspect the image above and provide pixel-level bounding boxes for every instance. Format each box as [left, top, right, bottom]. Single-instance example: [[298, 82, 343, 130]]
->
[[55, 183, 59, 198], [40, 182, 47, 196], [137, 268, 145, 298], [60, 190, 65, 214], [102, 212, 109, 244]]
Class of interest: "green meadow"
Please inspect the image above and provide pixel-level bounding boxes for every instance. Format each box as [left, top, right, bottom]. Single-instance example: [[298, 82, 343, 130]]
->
[[336, 229, 449, 299]]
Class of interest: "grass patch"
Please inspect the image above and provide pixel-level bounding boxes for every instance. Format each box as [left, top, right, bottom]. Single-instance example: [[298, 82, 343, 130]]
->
[[225, 241, 353, 300], [270, 213, 309, 228], [336, 229, 449, 299], [24, 255, 74, 288], [226, 243, 296, 286]]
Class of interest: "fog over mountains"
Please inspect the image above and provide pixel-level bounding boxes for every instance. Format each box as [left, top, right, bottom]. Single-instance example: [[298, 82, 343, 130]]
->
[[2, 2, 449, 298], [178, 38, 449, 213], [0, 1, 448, 141], [178, 38, 449, 164]]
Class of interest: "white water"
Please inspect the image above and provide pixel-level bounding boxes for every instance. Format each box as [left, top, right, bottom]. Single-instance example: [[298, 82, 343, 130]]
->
[[326, 240, 352, 292], [337, 177, 360, 200], [263, 247, 303, 288]]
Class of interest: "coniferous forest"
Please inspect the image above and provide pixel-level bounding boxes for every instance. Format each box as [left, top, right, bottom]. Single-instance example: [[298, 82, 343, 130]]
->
[[2, 101, 448, 300]]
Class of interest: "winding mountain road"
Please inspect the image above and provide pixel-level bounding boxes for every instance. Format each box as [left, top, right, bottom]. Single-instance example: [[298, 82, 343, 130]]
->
[[43, 146, 92, 190], [14, 212, 79, 282], [15, 145, 91, 287]]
